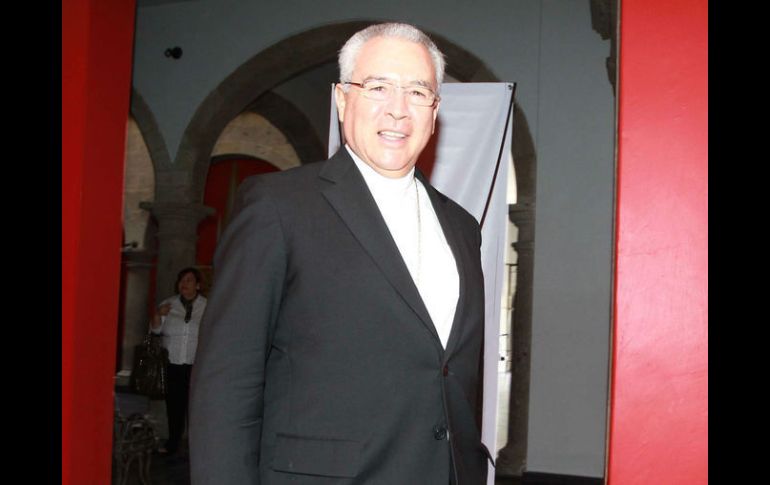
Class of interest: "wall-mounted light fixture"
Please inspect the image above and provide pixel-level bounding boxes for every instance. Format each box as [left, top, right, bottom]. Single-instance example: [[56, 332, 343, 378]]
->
[[164, 47, 183, 59], [121, 241, 138, 252]]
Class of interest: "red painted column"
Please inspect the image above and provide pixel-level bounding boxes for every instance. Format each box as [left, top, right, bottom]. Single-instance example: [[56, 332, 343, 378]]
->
[[607, 0, 707, 484], [62, 1, 136, 483]]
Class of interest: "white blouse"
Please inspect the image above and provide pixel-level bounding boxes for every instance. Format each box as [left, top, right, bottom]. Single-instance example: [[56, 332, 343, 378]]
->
[[151, 295, 207, 365]]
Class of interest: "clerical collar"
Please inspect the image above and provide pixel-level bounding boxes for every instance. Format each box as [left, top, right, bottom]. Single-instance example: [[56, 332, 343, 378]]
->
[[345, 145, 416, 197]]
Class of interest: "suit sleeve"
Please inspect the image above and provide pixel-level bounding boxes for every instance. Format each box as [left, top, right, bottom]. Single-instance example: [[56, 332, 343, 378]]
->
[[189, 177, 286, 484]]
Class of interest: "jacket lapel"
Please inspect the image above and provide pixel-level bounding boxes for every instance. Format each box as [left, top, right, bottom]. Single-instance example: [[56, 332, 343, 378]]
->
[[415, 169, 470, 360], [319, 150, 443, 348]]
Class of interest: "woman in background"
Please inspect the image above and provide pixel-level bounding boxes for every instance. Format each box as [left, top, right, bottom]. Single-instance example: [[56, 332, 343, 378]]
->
[[151, 267, 207, 456]]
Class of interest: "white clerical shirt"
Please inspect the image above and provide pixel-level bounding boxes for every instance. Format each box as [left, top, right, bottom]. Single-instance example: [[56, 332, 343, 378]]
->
[[347, 146, 459, 348]]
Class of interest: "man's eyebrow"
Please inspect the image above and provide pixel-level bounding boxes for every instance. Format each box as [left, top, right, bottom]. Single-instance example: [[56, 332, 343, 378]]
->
[[362, 76, 435, 89], [361, 75, 393, 83], [409, 79, 434, 89]]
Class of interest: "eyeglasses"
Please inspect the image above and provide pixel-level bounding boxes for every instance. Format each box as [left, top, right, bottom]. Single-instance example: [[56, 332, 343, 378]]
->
[[343, 79, 440, 107]]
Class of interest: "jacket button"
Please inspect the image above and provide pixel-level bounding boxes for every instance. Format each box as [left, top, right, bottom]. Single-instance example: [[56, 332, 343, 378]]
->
[[442, 365, 449, 376], [433, 425, 448, 440]]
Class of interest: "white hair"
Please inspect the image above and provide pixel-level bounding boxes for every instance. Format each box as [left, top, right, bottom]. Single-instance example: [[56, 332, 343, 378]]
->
[[338, 22, 446, 91]]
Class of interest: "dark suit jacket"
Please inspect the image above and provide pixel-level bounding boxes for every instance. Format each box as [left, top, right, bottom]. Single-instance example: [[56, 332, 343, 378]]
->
[[189, 149, 490, 484]]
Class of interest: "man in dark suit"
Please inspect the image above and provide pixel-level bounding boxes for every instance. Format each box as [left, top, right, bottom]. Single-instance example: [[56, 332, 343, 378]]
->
[[189, 22, 491, 484]]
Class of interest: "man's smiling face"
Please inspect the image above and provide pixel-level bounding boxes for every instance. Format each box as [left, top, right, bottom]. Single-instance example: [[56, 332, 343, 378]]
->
[[335, 36, 439, 178]]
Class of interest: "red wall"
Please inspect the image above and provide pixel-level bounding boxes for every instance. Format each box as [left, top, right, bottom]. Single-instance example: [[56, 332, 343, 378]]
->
[[62, 1, 136, 483], [608, 0, 708, 483], [197, 158, 280, 266]]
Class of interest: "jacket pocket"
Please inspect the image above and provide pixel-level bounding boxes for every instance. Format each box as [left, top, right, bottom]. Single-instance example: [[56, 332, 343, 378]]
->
[[271, 433, 362, 478]]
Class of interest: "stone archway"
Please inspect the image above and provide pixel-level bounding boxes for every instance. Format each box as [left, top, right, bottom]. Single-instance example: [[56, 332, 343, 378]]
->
[[178, 21, 370, 202], [210, 111, 303, 170], [246, 91, 326, 165], [131, 88, 172, 171], [175, 20, 516, 203]]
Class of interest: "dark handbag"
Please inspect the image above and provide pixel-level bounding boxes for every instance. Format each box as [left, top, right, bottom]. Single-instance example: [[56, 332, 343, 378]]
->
[[130, 332, 169, 399]]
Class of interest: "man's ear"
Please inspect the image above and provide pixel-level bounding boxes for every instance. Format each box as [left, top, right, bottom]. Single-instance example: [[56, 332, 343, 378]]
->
[[334, 84, 347, 123], [431, 100, 440, 135]]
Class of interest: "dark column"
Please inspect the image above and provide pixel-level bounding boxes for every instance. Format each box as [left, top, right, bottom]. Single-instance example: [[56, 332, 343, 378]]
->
[[141, 201, 214, 302], [496, 202, 535, 476], [118, 249, 154, 376]]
